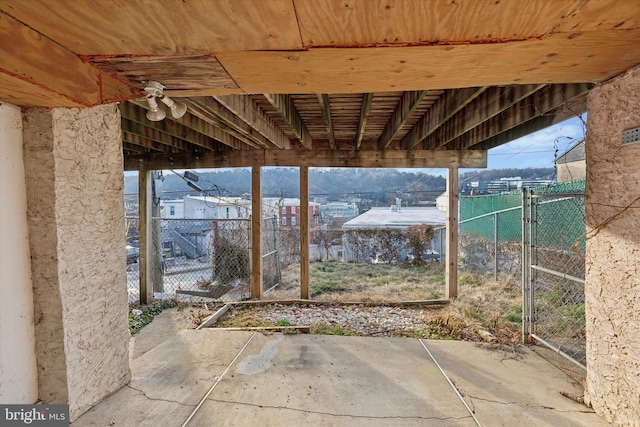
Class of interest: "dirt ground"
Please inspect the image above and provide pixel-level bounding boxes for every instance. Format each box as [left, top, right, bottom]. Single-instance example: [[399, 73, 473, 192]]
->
[[132, 261, 523, 348]]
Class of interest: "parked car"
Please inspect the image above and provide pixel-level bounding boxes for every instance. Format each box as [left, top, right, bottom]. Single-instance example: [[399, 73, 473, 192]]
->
[[126, 246, 139, 264]]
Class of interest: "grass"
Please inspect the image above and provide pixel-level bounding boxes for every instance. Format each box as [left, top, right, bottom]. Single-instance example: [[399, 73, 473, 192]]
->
[[128, 299, 177, 335], [209, 261, 524, 344], [268, 261, 446, 303]]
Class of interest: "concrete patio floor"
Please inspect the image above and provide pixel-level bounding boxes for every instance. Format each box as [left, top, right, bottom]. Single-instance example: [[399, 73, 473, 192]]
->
[[72, 326, 608, 426]]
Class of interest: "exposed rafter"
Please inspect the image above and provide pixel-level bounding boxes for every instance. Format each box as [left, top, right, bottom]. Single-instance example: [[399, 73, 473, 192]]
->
[[263, 94, 313, 149], [423, 84, 545, 150], [182, 97, 278, 149], [213, 95, 291, 149], [355, 93, 373, 150], [119, 102, 224, 151], [444, 84, 592, 150], [401, 87, 487, 150], [316, 94, 336, 149], [122, 120, 190, 152], [378, 90, 429, 150]]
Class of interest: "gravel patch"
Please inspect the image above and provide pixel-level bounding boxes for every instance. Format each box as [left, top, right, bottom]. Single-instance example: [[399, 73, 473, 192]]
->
[[218, 303, 444, 337]]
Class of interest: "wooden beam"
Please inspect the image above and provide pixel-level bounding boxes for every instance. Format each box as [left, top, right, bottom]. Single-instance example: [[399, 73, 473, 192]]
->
[[124, 149, 487, 171], [355, 93, 373, 149], [444, 83, 592, 149], [122, 131, 169, 153], [251, 165, 262, 299], [217, 30, 640, 94], [122, 119, 191, 152], [402, 87, 486, 149], [423, 84, 544, 150], [300, 166, 310, 299], [316, 94, 336, 149], [0, 11, 138, 107], [138, 170, 153, 304], [378, 90, 429, 150], [120, 102, 223, 151], [184, 97, 279, 149], [214, 95, 291, 149], [445, 168, 458, 299], [264, 94, 313, 149]]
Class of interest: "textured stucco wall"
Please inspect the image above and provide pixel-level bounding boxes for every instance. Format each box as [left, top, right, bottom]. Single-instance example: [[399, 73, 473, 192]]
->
[[0, 102, 38, 403], [584, 65, 640, 427], [23, 104, 130, 420]]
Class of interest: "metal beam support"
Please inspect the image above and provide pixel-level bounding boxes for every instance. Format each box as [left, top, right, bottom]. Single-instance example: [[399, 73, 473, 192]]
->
[[446, 167, 459, 299], [300, 166, 310, 299]]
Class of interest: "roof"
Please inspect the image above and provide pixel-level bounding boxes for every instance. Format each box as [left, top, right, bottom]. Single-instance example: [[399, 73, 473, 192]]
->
[[556, 140, 586, 164], [2, 1, 638, 171], [342, 207, 446, 229]]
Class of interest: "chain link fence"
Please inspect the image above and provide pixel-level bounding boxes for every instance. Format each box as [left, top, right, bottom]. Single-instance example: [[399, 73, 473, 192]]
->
[[525, 191, 586, 368], [459, 206, 523, 283], [126, 216, 280, 303]]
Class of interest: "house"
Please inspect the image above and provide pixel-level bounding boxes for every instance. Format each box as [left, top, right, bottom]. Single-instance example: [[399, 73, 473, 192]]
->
[[556, 140, 586, 182], [320, 202, 359, 221], [342, 206, 446, 263], [183, 195, 250, 219], [263, 197, 321, 228], [161, 199, 185, 218]]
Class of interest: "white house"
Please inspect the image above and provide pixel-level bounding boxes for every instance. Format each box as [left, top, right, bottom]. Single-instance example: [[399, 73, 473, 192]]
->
[[342, 207, 446, 263]]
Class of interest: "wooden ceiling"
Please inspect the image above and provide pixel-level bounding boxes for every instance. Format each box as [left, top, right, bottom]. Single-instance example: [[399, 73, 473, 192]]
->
[[1, 0, 638, 170]]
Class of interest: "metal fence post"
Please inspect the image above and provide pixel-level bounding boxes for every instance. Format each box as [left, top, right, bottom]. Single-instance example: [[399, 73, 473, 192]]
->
[[521, 188, 529, 343], [528, 190, 536, 340], [494, 211, 498, 280]]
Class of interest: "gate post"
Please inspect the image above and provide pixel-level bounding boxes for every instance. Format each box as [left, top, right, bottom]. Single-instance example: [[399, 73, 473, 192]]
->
[[521, 188, 530, 343]]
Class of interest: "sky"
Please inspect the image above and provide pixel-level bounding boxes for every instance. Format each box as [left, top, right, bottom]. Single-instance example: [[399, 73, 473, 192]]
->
[[485, 115, 586, 170]]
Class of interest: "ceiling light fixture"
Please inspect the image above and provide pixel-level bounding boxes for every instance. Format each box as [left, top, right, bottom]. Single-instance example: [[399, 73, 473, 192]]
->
[[143, 80, 187, 121], [145, 94, 166, 121]]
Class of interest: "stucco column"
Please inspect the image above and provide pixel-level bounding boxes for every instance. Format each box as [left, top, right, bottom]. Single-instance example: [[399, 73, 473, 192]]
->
[[22, 104, 130, 420], [584, 65, 640, 426]]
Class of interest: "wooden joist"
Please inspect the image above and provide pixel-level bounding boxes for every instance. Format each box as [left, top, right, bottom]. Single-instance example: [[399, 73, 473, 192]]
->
[[355, 93, 373, 149], [264, 94, 313, 149], [316, 94, 336, 149], [378, 90, 429, 150]]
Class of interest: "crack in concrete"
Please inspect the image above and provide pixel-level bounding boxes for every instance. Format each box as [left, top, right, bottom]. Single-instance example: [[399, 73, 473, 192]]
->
[[467, 394, 595, 414], [206, 397, 473, 421], [126, 384, 196, 408]]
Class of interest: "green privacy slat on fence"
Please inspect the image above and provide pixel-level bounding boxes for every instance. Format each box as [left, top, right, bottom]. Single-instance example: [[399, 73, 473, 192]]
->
[[460, 180, 585, 244]]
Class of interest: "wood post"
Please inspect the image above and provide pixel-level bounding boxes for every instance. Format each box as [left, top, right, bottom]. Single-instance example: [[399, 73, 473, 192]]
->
[[300, 166, 310, 299], [251, 165, 262, 299], [138, 170, 153, 304], [446, 167, 459, 299]]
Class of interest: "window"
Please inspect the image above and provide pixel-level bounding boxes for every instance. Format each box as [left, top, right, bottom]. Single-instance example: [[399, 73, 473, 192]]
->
[[291, 216, 297, 226], [282, 217, 287, 225], [226, 207, 230, 218], [169, 206, 175, 216]]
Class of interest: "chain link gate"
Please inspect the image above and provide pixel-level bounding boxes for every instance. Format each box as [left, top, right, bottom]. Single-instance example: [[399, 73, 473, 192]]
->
[[522, 189, 586, 369]]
